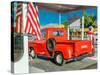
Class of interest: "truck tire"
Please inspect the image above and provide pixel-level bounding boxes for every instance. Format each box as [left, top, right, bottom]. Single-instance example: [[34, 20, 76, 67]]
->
[[54, 52, 64, 66], [29, 48, 35, 59], [46, 38, 56, 52]]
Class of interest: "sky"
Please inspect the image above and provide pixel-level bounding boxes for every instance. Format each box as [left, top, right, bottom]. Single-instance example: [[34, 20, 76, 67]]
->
[[38, 8, 97, 26], [12, 2, 97, 27]]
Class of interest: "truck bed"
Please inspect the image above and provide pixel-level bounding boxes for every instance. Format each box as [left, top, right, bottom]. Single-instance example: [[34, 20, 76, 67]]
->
[[57, 40, 91, 44], [56, 40, 93, 57]]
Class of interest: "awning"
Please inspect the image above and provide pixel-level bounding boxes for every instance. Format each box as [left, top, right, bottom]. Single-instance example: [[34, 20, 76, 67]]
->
[[37, 3, 96, 13], [37, 2, 96, 40]]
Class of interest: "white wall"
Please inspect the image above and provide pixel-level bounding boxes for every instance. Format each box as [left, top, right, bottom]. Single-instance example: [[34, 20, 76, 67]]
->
[[69, 18, 80, 30]]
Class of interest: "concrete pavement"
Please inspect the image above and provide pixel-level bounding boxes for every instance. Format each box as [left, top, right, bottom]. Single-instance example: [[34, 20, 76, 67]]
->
[[29, 56, 97, 72], [29, 44, 97, 73]]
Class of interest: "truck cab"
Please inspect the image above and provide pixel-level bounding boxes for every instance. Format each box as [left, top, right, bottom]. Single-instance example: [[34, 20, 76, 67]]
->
[[41, 27, 68, 41], [28, 27, 67, 57]]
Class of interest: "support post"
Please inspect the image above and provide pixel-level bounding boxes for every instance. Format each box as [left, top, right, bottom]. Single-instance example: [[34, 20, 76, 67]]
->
[[59, 13, 61, 25], [68, 25, 69, 40], [82, 16, 84, 40], [13, 3, 29, 73]]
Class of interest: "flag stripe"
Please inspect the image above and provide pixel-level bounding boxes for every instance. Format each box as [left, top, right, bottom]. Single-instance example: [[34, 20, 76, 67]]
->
[[28, 18, 40, 40], [28, 7, 41, 36], [25, 2, 41, 40], [16, 2, 22, 33], [17, 5, 22, 11], [28, 22, 32, 33], [29, 3, 41, 33], [36, 6, 40, 28], [28, 13, 41, 39], [27, 14, 40, 40]]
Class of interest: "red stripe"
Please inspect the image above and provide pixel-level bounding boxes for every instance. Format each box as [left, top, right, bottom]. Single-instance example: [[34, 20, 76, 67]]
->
[[25, 16, 36, 35], [29, 2, 37, 18], [16, 15, 22, 33], [20, 15, 23, 33], [29, 3, 41, 29], [16, 16, 20, 32], [16, 17, 19, 32], [29, 5, 38, 35], [28, 15, 40, 40], [28, 22, 31, 33], [25, 2, 41, 40], [28, 14, 41, 39], [16, 8, 22, 13], [35, 6, 41, 29], [16, 3, 22, 33], [28, 8, 41, 36], [28, 18, 36, 35], [35, 6, 41, 34], [25, 19, 31, 34], [29, 3, 40, 29], [16, 3, 22, 13]]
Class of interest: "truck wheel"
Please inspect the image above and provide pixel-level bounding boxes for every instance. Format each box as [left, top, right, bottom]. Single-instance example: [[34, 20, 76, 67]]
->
[[29, 48, 35, 59], [54, 52, 64, 66], [46, 38, 56, 52]]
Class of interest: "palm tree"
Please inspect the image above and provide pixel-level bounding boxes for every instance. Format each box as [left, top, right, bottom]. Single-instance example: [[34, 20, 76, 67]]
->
[[81, 13, 97, 28], [62, 21, 69, 30]]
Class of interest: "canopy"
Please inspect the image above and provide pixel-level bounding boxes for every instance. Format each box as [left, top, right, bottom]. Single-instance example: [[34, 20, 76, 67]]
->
[[37, 3, 96, 40], [37, 3, 96, 13]]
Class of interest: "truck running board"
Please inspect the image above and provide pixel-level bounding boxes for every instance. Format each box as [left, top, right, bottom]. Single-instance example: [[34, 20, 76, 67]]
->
[[74, 53, 90, 61], [65, 53, 91, 63]]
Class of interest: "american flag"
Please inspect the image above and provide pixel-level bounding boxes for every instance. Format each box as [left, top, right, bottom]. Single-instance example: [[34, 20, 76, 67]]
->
[[16, 2, 23, 33], [24, 2, 41, 40]]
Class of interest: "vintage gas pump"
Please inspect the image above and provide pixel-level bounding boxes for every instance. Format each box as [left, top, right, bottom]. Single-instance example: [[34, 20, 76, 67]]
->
[[87, 26, 94, 43]]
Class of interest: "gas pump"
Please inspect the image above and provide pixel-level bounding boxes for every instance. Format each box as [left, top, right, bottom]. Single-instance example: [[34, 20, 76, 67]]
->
[[87, 26, 94, 44]]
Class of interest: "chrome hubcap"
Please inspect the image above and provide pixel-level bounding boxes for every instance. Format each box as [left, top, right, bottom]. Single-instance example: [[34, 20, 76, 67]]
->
[[56, 54, 62, 64], [30, 50, 35, 57]]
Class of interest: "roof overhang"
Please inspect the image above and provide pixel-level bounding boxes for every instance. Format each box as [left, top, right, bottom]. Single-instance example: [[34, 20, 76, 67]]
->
[[37, 3, 96, 13]]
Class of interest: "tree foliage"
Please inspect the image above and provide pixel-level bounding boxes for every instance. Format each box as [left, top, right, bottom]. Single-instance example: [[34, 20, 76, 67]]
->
[[62, 21, 68, 30], [63, 13, 97, 29], [81, 13, 97, 28]]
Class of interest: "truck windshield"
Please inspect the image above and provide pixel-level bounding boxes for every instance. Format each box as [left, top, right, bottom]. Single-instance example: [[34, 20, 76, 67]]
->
[[53, 30, 64, 36], [41, 30, 46, 39]]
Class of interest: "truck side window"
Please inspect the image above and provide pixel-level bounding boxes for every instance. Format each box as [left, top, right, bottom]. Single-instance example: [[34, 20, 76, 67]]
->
[[53, 31, 64, 36], [59, 31, 64, 36], [41, 30, 46, 39]]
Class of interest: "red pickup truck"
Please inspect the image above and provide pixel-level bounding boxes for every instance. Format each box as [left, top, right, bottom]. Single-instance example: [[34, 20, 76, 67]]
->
[[28, 27, 94, 65]]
